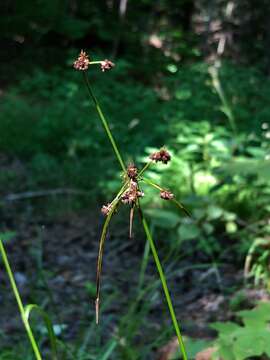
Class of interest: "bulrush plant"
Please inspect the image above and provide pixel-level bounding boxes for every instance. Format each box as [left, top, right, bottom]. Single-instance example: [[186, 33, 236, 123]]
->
[[74, 50, 190, 360]]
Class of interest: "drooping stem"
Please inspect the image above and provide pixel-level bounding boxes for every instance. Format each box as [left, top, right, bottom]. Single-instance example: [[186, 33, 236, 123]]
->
[[96, 183, 128, 324], [83, 72, 126, 173], [137, 207, 188, 360], [0, 240, 43, 360]]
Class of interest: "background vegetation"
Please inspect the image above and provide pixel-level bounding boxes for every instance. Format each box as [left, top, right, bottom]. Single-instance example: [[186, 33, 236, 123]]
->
[[0, 1, 270, 359]]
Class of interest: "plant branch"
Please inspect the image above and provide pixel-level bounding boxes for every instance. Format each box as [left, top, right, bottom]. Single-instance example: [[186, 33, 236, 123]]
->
[[141, 177, 191, 216], [83, 72, 126, 173]]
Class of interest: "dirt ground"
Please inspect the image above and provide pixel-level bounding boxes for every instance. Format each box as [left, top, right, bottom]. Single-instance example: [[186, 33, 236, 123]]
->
[[0, 195, 269, 357]]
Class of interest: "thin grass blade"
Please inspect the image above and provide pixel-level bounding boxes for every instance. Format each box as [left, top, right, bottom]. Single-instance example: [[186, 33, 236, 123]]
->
[[25, 304, 58, 360]]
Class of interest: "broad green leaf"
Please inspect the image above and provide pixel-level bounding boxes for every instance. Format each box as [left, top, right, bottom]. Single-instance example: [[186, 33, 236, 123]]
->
[[232, 329, 266, 360], [202, 222, 214, 234], [145, 209, 180, 229], [211, 322, 241, 337], [218, 340, 235, 360], [207, 205, 223, 220], [237, 302, 270, 327], [178, 223, 201, 241]]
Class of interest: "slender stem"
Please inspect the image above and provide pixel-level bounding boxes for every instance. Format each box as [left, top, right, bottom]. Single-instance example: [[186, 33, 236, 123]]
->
[[137, 207, 188, 360], [89, 61, 103, 65], [0, 240, 43, 360], [142, 177, 163, 191], [83, 72, 126, 173], [138, 161, 153, 177], [96, 183, 128, 324], [142, 177, 191, 217]]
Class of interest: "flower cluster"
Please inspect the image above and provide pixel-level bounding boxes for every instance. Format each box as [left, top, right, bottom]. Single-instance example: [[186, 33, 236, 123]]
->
[[101, 203, 113, 216], [127, 163, 138, 180], [150, 148, 171, 164], [121, 180, 144, 205], [100, 59, 115, 72], [100, 149, 178, 217], [160, 190, 174, 200], [73, 50, 90, 71], [73, 51, 115, 73]]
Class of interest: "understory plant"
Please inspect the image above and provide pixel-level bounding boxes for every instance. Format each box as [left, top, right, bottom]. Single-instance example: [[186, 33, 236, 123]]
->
[[73, 50, 189, 359], [0, 239, 58, 360], [211, 302, 270, 360]]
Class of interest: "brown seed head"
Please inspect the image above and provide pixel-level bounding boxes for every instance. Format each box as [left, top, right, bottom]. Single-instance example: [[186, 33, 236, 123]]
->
[[74, 50, 90, 71], [121, 180, 144, 204], [160, 190, 174, 200], [127, 164, 138, 180], [101, 203, 113, 216], [150, 148, 171, 164], [100, 59, 115, 72]]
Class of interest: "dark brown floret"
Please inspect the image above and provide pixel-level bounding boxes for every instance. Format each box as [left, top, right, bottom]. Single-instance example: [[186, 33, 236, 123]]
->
[[127, 164, 138, 180], [73, 50, 90, 71], [121, 180, 144, 204], [160, 190, 174, 200], [150, 148, 171, 164], [101, 203, 113, 216], [100, 59, 115, 72]]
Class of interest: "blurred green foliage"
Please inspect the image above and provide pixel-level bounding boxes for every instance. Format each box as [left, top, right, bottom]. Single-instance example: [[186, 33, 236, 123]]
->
[[1, 59, 269, 264], [212, 302, 270, 360]]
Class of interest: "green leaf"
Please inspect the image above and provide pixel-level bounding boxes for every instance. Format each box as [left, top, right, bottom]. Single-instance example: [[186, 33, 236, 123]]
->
[[237, 302, 270, 327], [218, 339, 235, 360], [24, 304, 58, 359], [202, 222, 214, 234], [207, 205, 223, 220], [178, 223, 201, 241], [232, 329, 266, 360], [211, 322, 241, 338], [144, 209, 180, 229]]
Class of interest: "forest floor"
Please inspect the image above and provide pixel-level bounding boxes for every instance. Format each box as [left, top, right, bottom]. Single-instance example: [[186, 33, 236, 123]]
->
[[1, 198, 269, 357], [0, 155, 269, 359]]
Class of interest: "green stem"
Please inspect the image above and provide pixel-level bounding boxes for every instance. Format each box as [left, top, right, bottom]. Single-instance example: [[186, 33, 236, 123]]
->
[[83, 72, 126, 173], [0, 240, 43, 360], [96, 183, 128, 324], [142, 177, 163, 191], [142, 177, 191, 217], [89, 61, 103, 65], [137, 207, 188, 360], [138, 161, 153, 177]]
